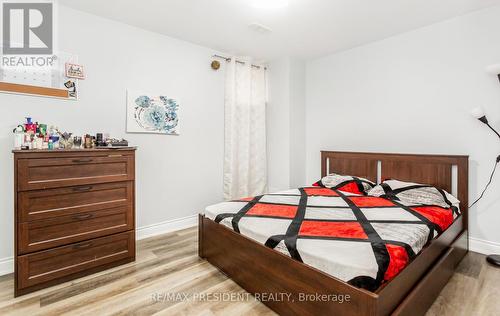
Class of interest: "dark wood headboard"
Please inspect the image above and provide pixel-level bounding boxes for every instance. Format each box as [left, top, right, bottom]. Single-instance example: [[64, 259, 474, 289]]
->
[[321, 151, 469, 227]]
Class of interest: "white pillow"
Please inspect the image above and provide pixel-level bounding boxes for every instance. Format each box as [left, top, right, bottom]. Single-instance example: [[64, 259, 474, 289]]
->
[[368, 179, 460, 208], [315, 173, 375, 195]]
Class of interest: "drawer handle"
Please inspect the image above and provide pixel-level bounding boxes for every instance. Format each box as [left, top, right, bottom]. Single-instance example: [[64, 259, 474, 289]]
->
[[72, 213, 93, 221], [72, 158, 93, 163], [73, 242, 93, 250], [72, 186, 93, 192]]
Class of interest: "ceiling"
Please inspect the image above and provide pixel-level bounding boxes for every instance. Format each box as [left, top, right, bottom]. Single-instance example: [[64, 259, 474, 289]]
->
[[59, 0, 500, 61]]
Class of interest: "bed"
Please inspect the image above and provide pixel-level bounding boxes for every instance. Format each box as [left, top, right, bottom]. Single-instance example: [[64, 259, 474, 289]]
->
[[198, 151, 469, 316]]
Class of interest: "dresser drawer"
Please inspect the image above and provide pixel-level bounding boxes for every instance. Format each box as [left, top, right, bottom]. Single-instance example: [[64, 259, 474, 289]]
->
[[18, 182, 133, 222], [17, 154, 134, 191], [17, 231, 135, 290], [18, 206, 133, 254]]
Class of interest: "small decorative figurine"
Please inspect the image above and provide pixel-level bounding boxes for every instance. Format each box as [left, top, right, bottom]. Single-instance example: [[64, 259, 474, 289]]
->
[[59, 132, 74, 149], [73, 136, 82, 148]]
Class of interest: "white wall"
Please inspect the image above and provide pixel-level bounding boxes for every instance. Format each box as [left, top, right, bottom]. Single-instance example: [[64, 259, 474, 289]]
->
[[289, 59, 307, 188], [0, 6, 225, 272], [267, 57, 306, 192], [306, 6, 500, 250]]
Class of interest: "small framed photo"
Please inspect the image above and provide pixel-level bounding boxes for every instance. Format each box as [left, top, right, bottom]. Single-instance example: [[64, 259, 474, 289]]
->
[[65, 63, 85, 80]]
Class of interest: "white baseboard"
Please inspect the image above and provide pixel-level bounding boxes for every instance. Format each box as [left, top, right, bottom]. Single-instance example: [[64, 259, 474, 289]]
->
[[136, 214, 198, 240], [470, 237, 500, 255], [0, 215, 199, 276], [0, 257, 13, 276]]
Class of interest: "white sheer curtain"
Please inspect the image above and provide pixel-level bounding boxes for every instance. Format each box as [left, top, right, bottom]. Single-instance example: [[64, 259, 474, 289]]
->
[[224, 58, 267, 200]]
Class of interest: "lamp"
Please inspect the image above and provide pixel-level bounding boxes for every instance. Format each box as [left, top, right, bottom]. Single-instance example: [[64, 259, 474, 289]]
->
[[486, 64, 500, 83], [471, 106, 500, 138], [470, 65, 500, 267], [471, 106, 500, 267]]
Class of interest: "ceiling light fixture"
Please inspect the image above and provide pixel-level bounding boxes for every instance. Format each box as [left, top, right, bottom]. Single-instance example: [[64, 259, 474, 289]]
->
[[251, 0, 289, 9]]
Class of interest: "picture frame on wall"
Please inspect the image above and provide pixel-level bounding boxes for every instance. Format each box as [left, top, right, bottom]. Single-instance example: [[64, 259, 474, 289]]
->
[[65, 63, 85, 80], [126, 90, 180, 135]]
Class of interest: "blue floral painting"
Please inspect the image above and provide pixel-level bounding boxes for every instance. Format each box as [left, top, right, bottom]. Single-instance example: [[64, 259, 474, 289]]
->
[[127, 90, 180, 135]]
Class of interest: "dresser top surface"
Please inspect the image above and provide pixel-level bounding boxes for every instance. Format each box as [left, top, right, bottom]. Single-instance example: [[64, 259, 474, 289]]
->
[[12, 147, 137, 154]]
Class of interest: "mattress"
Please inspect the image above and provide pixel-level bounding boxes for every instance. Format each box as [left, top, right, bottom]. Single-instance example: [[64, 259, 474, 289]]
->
[[203, 186, 460, 291]]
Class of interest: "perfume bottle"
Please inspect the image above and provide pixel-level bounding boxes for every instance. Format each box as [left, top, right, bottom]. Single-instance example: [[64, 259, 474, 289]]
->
[[13, 125, 24, 150]]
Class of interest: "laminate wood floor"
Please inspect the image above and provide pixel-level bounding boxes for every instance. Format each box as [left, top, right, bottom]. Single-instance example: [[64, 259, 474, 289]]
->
[[0, 227, 498, 315]]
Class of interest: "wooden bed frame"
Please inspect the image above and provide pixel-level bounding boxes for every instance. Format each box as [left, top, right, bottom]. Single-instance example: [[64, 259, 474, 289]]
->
[[199, 151, 469, 315]]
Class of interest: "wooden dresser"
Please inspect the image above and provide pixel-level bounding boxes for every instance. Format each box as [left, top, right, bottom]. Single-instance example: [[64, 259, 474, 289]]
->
[[13, 148, 136, 296]]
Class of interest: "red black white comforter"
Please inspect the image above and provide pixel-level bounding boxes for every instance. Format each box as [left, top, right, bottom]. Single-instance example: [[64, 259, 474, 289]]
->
[[203, 186, 460, 291]]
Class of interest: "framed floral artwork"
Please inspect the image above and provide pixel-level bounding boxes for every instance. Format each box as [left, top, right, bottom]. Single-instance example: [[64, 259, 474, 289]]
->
[[126, 90, 180, 135]]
